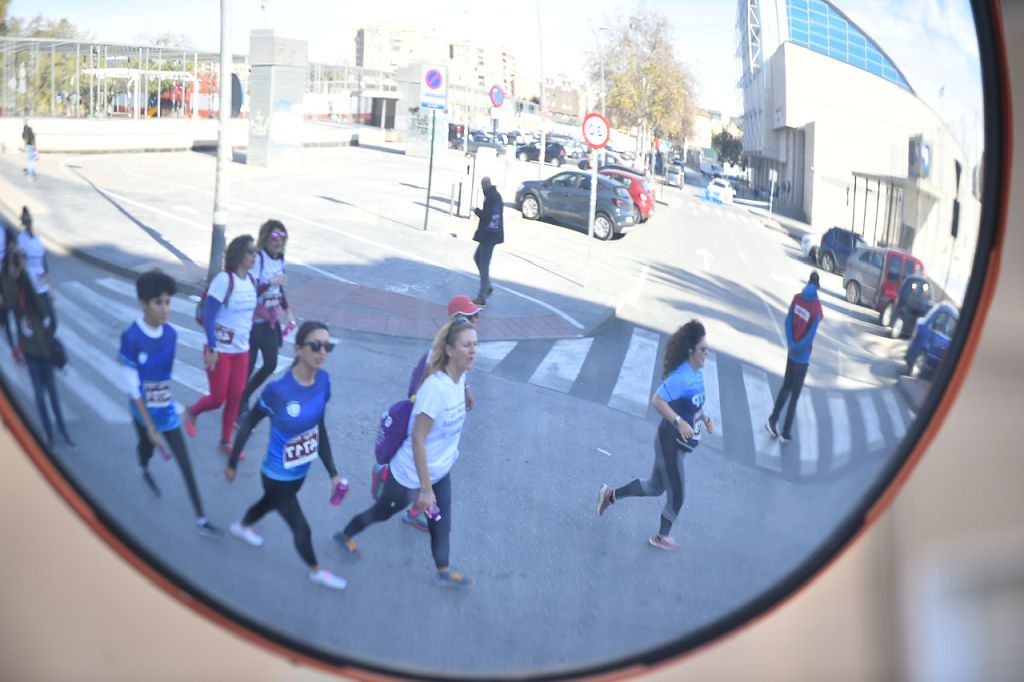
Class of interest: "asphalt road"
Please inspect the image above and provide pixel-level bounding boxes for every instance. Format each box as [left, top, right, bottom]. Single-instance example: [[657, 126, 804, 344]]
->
[[0, 148, 918, 677]]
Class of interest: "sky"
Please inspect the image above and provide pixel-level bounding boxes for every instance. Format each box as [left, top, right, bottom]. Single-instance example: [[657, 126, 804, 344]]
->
[[10, 0, 984, 155]]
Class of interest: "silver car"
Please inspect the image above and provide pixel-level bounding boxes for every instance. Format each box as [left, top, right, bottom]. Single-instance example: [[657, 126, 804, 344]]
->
[[666, 166, 682, 188]]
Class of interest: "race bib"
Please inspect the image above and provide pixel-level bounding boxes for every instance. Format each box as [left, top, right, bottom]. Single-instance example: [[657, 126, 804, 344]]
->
[[262, 293, 281, 309], [283, 425, 319, 469], [214, 324, 235, 345], [143, 381, 172, 408]]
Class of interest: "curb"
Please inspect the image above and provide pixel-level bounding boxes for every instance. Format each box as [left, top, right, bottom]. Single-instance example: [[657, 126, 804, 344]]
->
[[897, 374, 929, 412]]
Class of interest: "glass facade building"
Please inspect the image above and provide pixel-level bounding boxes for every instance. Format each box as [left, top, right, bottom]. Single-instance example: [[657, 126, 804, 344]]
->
[[785, 0, 912, 91]]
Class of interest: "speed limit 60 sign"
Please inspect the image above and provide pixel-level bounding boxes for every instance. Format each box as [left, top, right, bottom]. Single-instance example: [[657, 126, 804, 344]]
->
[[582, 112, 610, 149]]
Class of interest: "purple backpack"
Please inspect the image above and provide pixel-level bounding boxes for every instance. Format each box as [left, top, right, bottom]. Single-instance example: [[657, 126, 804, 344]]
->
[[374, 354, 429, 465]]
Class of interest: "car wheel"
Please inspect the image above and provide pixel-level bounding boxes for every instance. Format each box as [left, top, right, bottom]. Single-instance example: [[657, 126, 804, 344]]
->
[[808, 247, 817, 264], [822, 252, 836, 273], [845, 281, 861, 305], [518, 152, 528, 162], [521, 194, 541, 220], [891, 316, 904, 339], [631, 204, 641, 224], [553, 157, 562, 167], [593, 213, 614, 241], [880, 303, 894, 328], [909, 353, 927, 379]]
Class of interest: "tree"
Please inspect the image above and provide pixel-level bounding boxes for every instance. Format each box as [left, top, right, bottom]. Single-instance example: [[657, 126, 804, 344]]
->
[[712, 130, 745, 168], [586, 5, 699, 161]]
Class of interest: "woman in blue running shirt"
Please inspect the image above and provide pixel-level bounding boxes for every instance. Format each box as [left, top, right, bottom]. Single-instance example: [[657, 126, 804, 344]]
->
[[596, 319, 714, 551], [224, 321, 347, 590]]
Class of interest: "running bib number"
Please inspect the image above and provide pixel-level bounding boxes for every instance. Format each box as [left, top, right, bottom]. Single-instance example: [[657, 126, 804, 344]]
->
[[262, 293, 282, 309], [143, 381, 172, 408], [214, 324, 235, 345], [283, 425, 319, 469]]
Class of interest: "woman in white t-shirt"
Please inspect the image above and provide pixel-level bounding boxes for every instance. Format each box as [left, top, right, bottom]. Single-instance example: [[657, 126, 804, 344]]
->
[[16, 207, 51, 298], [185, 235, 258, 455], [335, 316, 478, 589]]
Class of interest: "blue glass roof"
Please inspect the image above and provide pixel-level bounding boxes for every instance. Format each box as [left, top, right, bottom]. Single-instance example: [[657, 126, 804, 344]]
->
[[786, 0, 912, 92]]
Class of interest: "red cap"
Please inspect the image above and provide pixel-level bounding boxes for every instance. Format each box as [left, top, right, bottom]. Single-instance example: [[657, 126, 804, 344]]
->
[[447, 295, 483, 318]]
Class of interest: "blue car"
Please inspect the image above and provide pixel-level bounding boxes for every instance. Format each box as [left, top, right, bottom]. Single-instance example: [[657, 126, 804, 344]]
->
[[905, 302, 959, 380]]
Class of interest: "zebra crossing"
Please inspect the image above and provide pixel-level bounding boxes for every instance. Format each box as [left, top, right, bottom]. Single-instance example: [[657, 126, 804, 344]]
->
[[0, 276, 916, 482]]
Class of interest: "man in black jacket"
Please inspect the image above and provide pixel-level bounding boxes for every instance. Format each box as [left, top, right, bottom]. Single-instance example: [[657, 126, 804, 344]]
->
[[471, 177, 504, 306]]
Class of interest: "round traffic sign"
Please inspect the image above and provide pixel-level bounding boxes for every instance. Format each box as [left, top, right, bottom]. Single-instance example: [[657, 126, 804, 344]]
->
[[489, 85, 505, 107], [425, 69, 444, 90], [582, 112, 610, 149]]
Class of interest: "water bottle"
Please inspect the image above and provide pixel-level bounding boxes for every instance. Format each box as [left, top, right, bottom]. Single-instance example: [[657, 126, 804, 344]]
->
[[280, 319, 297, 340], [330, 478, 350, 506], [422, 503, 441, 522]]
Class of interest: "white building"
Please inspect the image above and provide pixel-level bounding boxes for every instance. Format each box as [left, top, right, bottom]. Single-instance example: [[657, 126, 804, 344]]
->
[[737, 0, 981, 304]]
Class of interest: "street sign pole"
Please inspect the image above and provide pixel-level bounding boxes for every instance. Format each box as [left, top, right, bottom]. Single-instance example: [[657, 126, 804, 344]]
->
[[424, 109, 436, 231], [585, 147, 598, 287]]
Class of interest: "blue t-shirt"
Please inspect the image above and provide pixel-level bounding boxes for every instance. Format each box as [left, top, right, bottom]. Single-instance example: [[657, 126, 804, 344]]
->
[[258, 369, 331, 482], [119, 321, 180, 432], [656, 361, 705, 448]]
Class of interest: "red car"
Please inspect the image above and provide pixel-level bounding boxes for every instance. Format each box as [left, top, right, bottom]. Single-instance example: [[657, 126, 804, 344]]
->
[[599, 168, 656, 223]]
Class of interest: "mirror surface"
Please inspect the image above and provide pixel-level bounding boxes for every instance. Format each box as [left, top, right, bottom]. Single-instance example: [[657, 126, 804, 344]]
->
[[0, 0, 994, 677]]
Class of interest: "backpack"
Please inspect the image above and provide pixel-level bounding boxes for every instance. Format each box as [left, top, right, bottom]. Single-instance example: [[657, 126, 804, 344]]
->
[[195, 272, 235, 327], [374, 360, 429, 465]]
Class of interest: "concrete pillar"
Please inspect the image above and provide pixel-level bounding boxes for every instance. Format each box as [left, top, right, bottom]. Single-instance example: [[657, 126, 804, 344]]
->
[[247, 30, 308, 167]]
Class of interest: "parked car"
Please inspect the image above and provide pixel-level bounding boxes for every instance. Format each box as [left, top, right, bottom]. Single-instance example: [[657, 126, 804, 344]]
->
[[463, 130, 506, 155], [881, 275, 934, 338], [516, 141, 567, 166], [504, 130, 526, 145], [905, 302, 958, 379], [600, 168, 656, 223], [666, 165, 683, 187], [842, 246, 925, 316], [514, 171, 636, 240], [704, 177, 735, 204], [816, 227, 867, 273]]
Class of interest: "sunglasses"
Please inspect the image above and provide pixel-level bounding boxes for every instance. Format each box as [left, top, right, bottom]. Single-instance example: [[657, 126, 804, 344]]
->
[[270, 231, 287, 240], [301, 340, 335, 353]]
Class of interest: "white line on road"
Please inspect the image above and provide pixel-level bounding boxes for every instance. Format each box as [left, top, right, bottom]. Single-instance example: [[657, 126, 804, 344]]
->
[[829, 394, 852, 471], [796, 388, 818, 477], [289, 257, 356, 285], [608, 328, 659, 417], [628, 265, 650, 306], [695, 248, 715, 272], [597, 448, 612, 457], [472, 341, 518, 372], [858, 394, 885, 450], [529, 338, 594, 393], [741, 365, 782, 472], [96, 277, 194, 316], [702, 351, 723, 439], [882, 390, 908, 439]]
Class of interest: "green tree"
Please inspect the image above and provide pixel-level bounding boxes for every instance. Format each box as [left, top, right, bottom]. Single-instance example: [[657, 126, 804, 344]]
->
[[712, 130, 744, 168], [586, 5, 698, 159]]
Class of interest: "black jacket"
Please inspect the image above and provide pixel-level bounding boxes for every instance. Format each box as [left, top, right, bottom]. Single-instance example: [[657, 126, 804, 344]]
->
[[472, 185, 504, 245]]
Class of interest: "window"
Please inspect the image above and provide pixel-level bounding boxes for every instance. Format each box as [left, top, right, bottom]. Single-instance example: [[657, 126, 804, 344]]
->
[[550, 173, 575, 188], [871, 252, 884, 269], [932, 313, 956, 337], [887, 255, 903, 280]]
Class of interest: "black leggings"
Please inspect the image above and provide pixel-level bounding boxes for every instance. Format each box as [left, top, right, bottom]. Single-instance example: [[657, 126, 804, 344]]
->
[[769, 358, 809, 438], [133, 421, 204, 518], [343, 471, 453, 569], [615, 422, 689, 536], [0, 304, 14, 347], [240, 321, 280, 409], [25, 355, 68, 443], [242, 474, 317, 568]]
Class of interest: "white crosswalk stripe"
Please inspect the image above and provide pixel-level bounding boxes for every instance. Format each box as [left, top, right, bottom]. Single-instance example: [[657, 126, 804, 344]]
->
[[796, 388, 818, 476], [858, 394, 884, 449], [882, 390, 908, 439], [702, 352, 723, 441], [473, 341, 517, 372], [95, 277, 194, 316], [529, 338, 593, 393], [829, 394, 852, 471], [608, 328, 660, 417], [741, 365, 782, 472]]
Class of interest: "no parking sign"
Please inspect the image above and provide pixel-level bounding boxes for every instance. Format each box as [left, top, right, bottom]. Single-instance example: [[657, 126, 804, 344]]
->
[[420, 65, 448, 111]]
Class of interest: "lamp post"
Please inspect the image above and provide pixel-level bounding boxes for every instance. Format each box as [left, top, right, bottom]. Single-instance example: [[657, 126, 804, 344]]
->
[[207, 0, 232, 282], [537, 0, 545, 180]]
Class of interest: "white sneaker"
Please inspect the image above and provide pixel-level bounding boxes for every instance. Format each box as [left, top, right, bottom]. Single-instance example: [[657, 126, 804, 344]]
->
[[230, 522, 264, 547], [310, 569, 347, 590]]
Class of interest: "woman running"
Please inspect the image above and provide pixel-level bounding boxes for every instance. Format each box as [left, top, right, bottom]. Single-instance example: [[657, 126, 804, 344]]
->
[[225, 321, 347, 590], [335, 316, 477, 589], [238, 219, 295, 420], [119, 269, 221, 538], [596, 319, 714, 550], [1, 242, 74, 450], [16, 207, 52, 306], [184, 235, 258, 455]]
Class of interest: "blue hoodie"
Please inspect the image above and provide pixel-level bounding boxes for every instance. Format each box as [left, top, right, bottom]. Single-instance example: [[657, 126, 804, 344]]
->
[[785, 283, 823, 364]]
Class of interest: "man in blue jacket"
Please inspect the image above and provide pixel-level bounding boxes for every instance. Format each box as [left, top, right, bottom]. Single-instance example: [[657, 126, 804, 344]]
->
[[767, 271, 824, 443], [471, 177, 504, 307]]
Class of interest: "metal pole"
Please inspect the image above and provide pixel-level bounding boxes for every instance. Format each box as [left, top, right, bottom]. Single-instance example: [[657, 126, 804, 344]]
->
[[424, 109, 437, 231], [157, 48, 161, 119], [585, 147, 598, 287], [768, 175, 775, 219], [536, 0, 545, 180], [89, 46, 94, 117], [50, 44, 56, 116], [75, 43, 80, 117], [193, 52, 198, 118], [208, 0, 233, 282]]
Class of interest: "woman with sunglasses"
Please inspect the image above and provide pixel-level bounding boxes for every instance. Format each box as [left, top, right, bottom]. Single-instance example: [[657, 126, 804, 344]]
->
[[596, 319, 714, 551], [225, 321, 347, 590], [238, 220, 296, 421], [335, 316, 477, 589], [185, 235, 258, 456]]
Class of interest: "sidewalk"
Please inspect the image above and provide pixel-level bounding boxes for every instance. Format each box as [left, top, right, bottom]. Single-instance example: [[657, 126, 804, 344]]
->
[[0, 151, 615, 342]]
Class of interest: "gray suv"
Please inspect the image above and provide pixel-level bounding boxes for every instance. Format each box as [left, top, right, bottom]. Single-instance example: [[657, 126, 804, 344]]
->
[[514, 171, 636, 240]]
